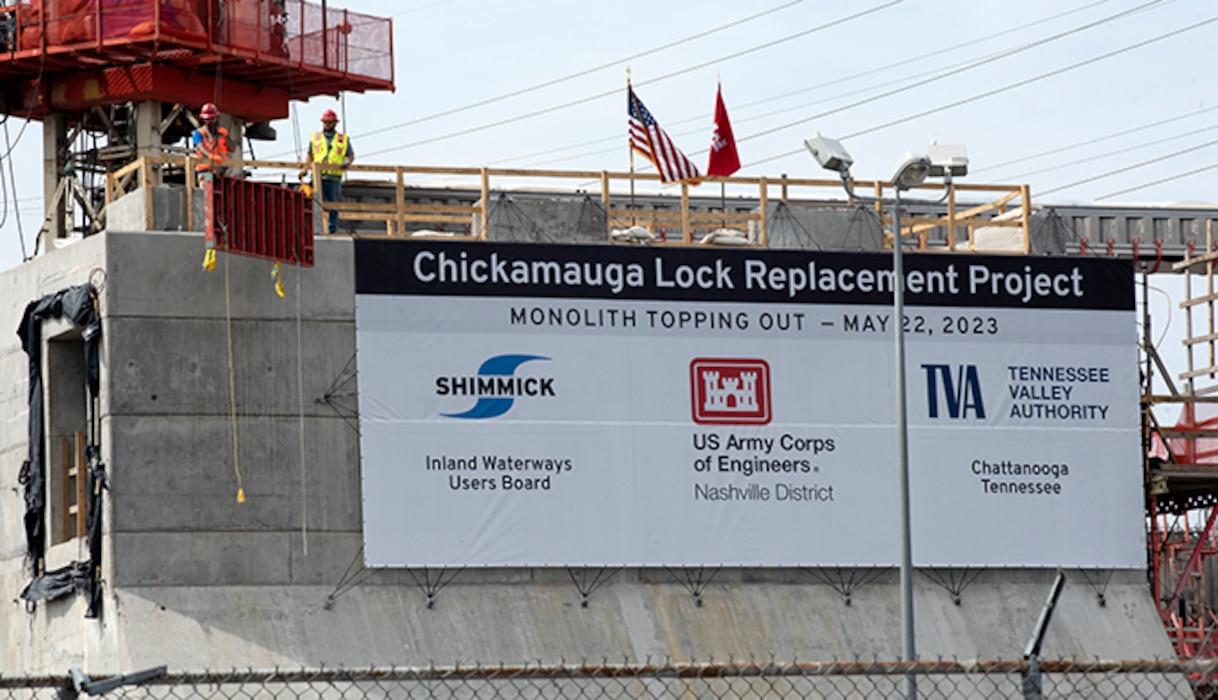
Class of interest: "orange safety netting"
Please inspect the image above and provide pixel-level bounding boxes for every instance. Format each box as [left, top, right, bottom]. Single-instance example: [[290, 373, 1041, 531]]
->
[[10, 0, 391, 84], [18, 0, 206, 48]]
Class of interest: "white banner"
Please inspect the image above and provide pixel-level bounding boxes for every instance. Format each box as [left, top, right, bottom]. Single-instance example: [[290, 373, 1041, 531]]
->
[[356, 241, 1143, 569]]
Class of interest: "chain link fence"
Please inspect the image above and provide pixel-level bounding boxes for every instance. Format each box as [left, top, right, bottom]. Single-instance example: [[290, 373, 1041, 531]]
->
[[3, 660, 1217, 700]]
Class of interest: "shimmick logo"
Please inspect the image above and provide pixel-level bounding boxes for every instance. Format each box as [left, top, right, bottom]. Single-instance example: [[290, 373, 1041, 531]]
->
[[922, 364, 986, 419], [437, 354, 552, 419]]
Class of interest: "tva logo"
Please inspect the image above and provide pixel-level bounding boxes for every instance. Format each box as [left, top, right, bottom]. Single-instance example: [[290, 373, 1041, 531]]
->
[[436, 354, 553, 419], [922, 364, 986, 419]]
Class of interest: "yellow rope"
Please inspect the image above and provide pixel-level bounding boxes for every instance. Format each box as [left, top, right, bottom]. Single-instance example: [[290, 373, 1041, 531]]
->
[[224, 255, 245, 503], [295, 260, 308, 555]]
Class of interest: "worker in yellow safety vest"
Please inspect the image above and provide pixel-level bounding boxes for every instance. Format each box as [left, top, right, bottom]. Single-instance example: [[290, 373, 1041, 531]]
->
[[191, 102, 230, 178], [304, 109, 354, 233]]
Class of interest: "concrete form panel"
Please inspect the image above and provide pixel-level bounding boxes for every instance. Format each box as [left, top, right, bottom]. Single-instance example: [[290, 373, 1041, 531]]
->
[[103, 317, 355, 416], [54, 569, 1173, 673], [103, 231, 354, 321], [107, 414, 360, 536]]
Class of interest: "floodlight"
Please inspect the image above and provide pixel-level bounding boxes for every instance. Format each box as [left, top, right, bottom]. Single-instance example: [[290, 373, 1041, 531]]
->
[[804, 133, 853, 175], [926, 143, 969, 177], [890, 152, 932, 191]]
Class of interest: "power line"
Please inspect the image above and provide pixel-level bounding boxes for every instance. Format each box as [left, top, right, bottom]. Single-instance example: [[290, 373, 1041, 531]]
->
[[976, 104, 1218, 173], [503, 42, 1057, 169], [358, 1, 901, 160], [1095, 163, 1218, 200], [1003, 123, 1218, 181], [389, 0, 455, 18], [512, 30, 1110, 171], [744, 14, 1218, 169], [1038, 136, 1218, 195], [488, 0, 1115, 169], [358, 0, 805, 140], [440, 0, 1167, 181], [2, 118, 28, 259], [740, 0, 1160, 151], [598, 0, 1162, 178], [713, 0, 1116, 118]]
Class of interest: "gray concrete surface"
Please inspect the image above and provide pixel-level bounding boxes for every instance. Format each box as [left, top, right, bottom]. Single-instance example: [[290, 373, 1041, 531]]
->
[[0, 223, 1177, 678]]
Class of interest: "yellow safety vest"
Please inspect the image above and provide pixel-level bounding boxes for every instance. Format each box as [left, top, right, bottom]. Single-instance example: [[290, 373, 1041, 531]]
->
[[311, 131, 349, 179]]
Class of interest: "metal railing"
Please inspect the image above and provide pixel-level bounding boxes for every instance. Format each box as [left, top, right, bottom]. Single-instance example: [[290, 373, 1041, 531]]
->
[[97, 155, 1033, 250], [0, 0, 393, 85], [1, 659, 1211, 700]]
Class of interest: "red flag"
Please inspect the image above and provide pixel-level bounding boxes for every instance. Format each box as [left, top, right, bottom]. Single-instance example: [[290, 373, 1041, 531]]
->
[[707, 85, 740, 177]]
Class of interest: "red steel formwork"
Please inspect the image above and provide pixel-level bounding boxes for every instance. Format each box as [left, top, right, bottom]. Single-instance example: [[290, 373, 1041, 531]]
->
[[205, 175, 314, 266], [0, 0, 393, 122]]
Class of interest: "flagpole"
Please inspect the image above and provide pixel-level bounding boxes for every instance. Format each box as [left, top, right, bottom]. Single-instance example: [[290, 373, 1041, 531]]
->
[[709, 78, 740, 231], [627, 70, 636, 225], [717, 75, 726, 229], [716, 182, 724, 230]]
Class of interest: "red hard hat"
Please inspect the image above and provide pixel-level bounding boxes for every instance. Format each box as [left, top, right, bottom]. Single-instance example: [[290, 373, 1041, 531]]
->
[[321, 109, 338, 122], [199, 102, 219, 120]]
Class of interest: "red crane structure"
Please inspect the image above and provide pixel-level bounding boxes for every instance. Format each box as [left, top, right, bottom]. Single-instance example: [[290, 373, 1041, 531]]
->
[[0, 0, 394, 245]]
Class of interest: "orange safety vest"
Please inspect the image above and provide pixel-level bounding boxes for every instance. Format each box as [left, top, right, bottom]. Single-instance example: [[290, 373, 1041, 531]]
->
[[194, 126, 230, 171], [311, 131, 349, 179]]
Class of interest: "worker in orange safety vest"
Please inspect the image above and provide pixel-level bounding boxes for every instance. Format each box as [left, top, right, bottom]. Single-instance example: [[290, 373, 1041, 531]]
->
[[191, 102, 231, 179], [303, 109, 353, 233]]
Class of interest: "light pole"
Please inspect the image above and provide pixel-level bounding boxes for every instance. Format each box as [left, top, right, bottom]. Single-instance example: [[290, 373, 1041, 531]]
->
[[805, 135, 965, 700], [887, 153, 932, 686]]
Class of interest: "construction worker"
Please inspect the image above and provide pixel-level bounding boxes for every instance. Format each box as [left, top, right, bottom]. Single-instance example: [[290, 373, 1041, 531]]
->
[[304, 109, 353, 234], [191, 103, 230, 179]]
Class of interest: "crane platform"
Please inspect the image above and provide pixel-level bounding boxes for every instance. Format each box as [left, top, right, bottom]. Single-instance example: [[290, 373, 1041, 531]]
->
[[0, 0, 394, 123]]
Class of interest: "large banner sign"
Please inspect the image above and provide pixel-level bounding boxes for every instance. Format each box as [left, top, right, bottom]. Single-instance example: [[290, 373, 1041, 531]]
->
[[355, 239, 1142, 569]]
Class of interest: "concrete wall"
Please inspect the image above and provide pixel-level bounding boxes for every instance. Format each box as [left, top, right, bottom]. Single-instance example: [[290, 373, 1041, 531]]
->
[[0, 229, 1177, 676]]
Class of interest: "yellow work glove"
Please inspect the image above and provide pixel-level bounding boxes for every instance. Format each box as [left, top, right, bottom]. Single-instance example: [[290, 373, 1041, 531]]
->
[[202, 248, 217, 272]]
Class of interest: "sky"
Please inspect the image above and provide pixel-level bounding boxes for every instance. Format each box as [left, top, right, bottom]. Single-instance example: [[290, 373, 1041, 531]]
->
[[0, 0, 1215, 367]]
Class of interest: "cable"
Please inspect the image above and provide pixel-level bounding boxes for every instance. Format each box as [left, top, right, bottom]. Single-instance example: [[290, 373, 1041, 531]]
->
[[223, 254, 245, 504], [389, 0, 454, 17], [0, 55, 44, 262], [265, 0, 806, 160], [714, 0, 1115, 120], [489, 0, 1153, 171], [499, 45, 1027, 169], [745, 14, 1218, 168], [357, 0, 804, 139], [1095, 162, 1218, 201], [291, 102, 302, 159], [0, 118, 8, 230], [295, 262, 307, 556], [1003, 123, 1218, 182], [977, 105, 1218, 174], [1038, 137, 1218, 195], [357, 1, 901, 160], [507, 30, 1099, 171], [741, 0, 1161, 150], [3, 118, 27, 259]]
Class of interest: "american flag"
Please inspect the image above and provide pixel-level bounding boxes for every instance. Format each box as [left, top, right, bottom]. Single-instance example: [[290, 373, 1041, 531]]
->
[[628, 85, 701, 184]]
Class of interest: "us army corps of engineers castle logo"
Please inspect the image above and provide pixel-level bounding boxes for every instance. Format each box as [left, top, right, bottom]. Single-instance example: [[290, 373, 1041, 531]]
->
[[689, 358, 772, 425]]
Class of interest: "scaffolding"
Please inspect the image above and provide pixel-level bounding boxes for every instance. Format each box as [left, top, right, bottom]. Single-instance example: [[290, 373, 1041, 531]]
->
[[1147, 220, 1218, 657]]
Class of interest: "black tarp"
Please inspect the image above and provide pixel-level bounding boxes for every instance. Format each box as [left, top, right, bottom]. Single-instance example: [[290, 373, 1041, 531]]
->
[[16, 284, 104, 617]]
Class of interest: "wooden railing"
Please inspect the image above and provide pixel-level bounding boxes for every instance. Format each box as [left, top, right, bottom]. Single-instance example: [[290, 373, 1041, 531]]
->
[[57, 431, 86, 545], [102, 156, 1033, 250]]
